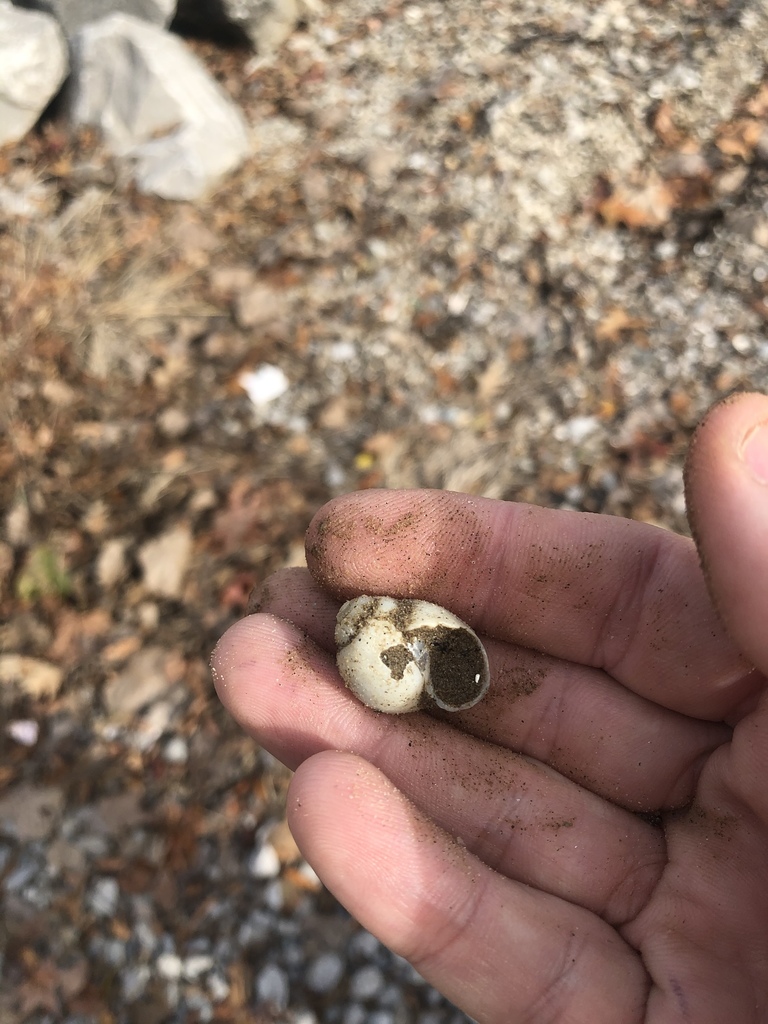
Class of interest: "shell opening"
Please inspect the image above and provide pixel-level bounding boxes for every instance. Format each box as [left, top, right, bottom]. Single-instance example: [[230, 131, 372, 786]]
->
[[421, 625, 488, 711]]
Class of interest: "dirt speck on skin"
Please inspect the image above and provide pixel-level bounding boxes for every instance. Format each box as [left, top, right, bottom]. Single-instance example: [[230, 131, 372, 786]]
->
[[496, 663, 547, 700], [304, 510, 359, 583], [361, 509, 423, 539], [283, 636, 320, 677], [542, 816, 575, 832], [671, 801, 740, 843]]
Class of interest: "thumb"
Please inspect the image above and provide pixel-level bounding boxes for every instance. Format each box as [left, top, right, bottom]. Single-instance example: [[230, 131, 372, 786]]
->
[[684, 391, 768, 674]]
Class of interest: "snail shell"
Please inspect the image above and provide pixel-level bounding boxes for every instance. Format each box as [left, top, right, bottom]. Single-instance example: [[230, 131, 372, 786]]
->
[[334, 595, 490, 714]]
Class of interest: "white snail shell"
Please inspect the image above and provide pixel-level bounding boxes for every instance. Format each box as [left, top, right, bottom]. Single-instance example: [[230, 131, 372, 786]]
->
[[334, 595, 490, 714]]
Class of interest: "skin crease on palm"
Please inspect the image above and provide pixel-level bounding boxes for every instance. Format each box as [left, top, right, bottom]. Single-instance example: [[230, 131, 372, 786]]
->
[[211, 391, 768, 1024]]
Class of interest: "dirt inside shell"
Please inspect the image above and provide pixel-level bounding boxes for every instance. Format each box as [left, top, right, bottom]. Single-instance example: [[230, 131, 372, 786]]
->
[[382, 625, 486, 709]]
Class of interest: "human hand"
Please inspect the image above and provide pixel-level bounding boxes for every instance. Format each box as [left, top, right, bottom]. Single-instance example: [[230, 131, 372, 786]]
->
[[212, 391, 768, 1023]]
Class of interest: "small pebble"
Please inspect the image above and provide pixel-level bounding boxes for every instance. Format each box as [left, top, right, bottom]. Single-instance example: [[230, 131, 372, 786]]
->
[[256, 963, 289, 1009], [305, 951, 344, 994], [88, 876, 120, 917], [3, 852, 43, 892], [263, 878, 284, 911], [158, 406, 191, 437], [92, 936, 127, 968], [249, 842, 281, 879], [163, 736, 189, 764], [292, 1012, 319, 1024], [207, 971, 230, 1002], [378, 982, 405, 1008], [239, 365, 289, 407], [6, 719, 39, 746], [183, 954, 214, 979], [349, 964, 384, 1001], [367, 1011, 395, 1024], [296, 859, 322, 889], [186, 991, 213, 1022], [156, 952, 183, 980], [342, 1005, 367, 1024], [122, 964, 150, 1002], [238, 908, 273, 946], [348, 929, 382, 960]]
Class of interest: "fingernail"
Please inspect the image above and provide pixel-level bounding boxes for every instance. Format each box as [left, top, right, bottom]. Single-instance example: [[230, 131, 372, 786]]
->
[[741, 422, 768, 484]]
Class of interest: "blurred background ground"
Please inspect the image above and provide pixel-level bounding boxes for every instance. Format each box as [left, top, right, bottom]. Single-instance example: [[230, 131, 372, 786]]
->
[[1, 1, 768, 1021]]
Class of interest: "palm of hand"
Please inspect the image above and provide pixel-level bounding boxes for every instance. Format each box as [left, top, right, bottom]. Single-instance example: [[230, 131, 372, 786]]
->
[[213, 400, 768, 1023]]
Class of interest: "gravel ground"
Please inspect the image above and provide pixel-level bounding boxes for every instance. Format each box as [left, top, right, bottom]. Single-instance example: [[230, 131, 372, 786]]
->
[[1, 1, 767, 1021]]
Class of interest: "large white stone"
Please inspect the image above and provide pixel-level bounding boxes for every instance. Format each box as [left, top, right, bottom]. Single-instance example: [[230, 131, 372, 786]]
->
[[0, 1, 68, 146], [69, 13, 251, 200]]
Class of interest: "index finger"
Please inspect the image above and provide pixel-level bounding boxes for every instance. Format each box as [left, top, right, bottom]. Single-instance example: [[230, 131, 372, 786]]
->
[[306, 490, 753, 719]]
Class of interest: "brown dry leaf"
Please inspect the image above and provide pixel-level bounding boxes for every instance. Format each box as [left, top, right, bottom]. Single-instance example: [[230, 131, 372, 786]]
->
[[16, 955, 90, 1017], [746, 82, 768, 118], [595, 307, 649, 343], [14, 965, 61, 1018], [48, 608, 112, 666], [598, 173, 676, 229], [716, 118, 763, 160], [282, 863, 323, 892], [101, 635, 143, 664], [163, 804, 204, 872], [0, 655, 63, 699], [227, 962, 248, 1010], [651, 100, 684, 146]]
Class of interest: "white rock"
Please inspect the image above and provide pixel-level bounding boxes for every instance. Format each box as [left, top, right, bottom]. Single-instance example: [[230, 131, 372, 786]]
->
[[182, 954, 214, 980], [248, 842, 281, 879], [0, 2, 68, 146], [156, 952, 183, 980], [162, 736, 188, 764], [239, 365, 289, 407], [130, 698, 174, 750], [96, 537, 129, 589], [138, 525, 192, 599], [88, 876, 120, 917], [69, 13, 251, 200], [6, 719, 40, 746], [255, 963, 289, 1009], [305, 952, 344, 994], [553, 415, 600, 444], [207, 971, 230, 1002], [102, 646, 169, 718]]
